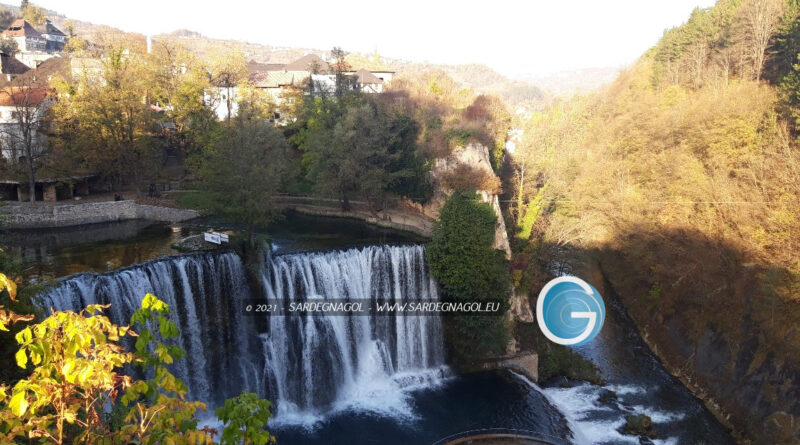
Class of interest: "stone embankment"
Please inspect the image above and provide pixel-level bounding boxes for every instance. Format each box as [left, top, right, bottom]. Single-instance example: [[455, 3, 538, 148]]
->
[[475, 352, 539, 383], [1, 200, 199, 229], [274, 197, 435, 238]]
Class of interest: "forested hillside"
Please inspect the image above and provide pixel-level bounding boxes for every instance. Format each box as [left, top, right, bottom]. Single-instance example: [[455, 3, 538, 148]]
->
[[0, 1, 546, 109], [512, 0, 800, 442]]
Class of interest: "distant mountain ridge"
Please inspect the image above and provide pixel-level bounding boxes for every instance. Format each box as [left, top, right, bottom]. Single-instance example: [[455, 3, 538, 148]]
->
[[517, 66, 624, 96]]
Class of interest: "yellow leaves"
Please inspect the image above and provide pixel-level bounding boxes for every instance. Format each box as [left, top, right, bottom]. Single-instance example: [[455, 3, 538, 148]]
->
[[15, 349, 27, 369], [9, 391, 28, 417], [660, 84, 688, 108], [14, 327, 32, 345], [0, 273, 17, 301], [62, 410, 76, 424], [141, 293, 169, 313]]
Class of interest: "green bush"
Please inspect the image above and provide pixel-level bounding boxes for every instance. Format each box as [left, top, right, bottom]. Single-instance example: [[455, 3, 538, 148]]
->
[[426, 190, 510, 362]]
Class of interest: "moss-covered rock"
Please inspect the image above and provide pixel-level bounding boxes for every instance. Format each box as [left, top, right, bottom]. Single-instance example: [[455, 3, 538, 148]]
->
[[624, 414, 654, 437]]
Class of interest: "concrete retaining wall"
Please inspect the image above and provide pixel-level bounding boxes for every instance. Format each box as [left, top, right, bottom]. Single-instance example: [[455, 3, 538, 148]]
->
[[1, 200, 199, 229], [285, 203, 434, 238]]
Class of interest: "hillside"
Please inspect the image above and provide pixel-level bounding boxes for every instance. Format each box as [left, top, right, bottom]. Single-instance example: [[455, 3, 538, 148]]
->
[[517, 66, 623, 96], [0, 2, 546, 108], [512, 0, 800, 442]]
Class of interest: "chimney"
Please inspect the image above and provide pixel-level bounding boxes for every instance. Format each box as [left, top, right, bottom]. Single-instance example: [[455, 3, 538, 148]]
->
[[146, 35, 152, 54]]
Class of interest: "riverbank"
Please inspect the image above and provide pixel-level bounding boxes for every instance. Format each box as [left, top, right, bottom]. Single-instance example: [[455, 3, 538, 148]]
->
[[276, 199, 435, 238], [1, 200, 199, 229]]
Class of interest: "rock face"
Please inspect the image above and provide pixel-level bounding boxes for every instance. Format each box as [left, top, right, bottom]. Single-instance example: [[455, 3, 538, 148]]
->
[[425, 143, 528, 321], [597, 264, 800, 443], [418, 142, 512, 258]]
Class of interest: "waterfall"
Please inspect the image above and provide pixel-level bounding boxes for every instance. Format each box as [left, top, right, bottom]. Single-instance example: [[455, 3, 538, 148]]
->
[[37, 252, 262, 407], [38, 245, 447, 419], [260, 245, 447, 418]]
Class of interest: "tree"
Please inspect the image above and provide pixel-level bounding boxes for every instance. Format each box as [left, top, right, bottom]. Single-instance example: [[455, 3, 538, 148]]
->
[[116, 294, 214, 445], [21, 4, 45, 27], [0, 36, 18, 55], [426, 190, 510, 362], [766, 0, 800, 81], [215, 392, 275, 445], [198, 102, 291, 243], [6, 304, 135, 444], [740, 0, 785, 81], [330, 47, 354, 99], [0, 9, 11, 30], [146, 41, 219, 160], [208, 50, 248, 123], [0, 289, 273, 444], [778, 53, 800, 126], [51, 47, 161, 195], [0, 79, 52, 202], [306, 100, 429, 211]]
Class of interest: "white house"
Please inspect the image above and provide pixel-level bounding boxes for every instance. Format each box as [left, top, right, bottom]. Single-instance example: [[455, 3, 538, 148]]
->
[[0, 86, 52, 162], [2, 19, 45, 53], [204, 86, 240, 121]]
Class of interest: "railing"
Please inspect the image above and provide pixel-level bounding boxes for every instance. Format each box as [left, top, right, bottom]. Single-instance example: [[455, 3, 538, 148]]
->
[[431, 428, 566, 445]]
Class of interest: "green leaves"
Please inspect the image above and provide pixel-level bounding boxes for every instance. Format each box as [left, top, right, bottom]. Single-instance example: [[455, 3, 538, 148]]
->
[[216, 391, 275, 445], [427, 190, 511, 362]]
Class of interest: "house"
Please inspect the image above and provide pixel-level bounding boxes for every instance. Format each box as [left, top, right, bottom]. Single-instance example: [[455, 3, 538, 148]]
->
[[0, 58, 68, 162], [247, 54, 393, 100], [2, 19, 45, 52], [0, 53, 30, 83], [204, 79, 242, 121], [206, 53, 395, 121], [0, 86, 51, 162], [283, 54, 330, 73], [39, 19, 67, 52], [352, 69, 385, 93], [247, 60, 300, 105], [345, 69, 394, 85], [70, 57, 104, 82]]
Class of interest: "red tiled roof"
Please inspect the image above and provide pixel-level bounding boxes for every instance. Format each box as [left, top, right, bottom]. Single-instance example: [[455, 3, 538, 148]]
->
[[0, 87, 49, 106], [2, 19, 43, 39]]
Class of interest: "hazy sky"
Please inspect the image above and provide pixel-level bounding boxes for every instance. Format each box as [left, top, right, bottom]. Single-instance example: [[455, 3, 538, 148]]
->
[[33, 0, 716, 77]]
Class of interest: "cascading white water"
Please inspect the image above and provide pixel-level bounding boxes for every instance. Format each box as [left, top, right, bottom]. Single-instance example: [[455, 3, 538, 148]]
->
[[260, 245, 447, 419], [37, 252, 262, 406], [38, 245, 447, 420]]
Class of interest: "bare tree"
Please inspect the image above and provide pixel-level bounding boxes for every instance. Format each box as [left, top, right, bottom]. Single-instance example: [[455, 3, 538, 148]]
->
[[740, 0, 785, 81], [0, 79, 51, 202]]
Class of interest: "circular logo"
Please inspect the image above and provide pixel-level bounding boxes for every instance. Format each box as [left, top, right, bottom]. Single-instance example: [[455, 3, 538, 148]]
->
[[536, 276, 605, 346]]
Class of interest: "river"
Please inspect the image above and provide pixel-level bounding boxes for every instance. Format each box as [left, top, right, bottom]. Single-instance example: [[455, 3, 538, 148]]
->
[[7, 213, 734, 444]]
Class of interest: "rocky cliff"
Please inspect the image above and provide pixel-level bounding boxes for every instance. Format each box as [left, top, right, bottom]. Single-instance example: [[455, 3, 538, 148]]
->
[[595, 248, 800, 443]]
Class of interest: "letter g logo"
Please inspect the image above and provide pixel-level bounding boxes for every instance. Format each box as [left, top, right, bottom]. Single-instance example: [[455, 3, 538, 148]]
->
[[536, 276, 605, 346]]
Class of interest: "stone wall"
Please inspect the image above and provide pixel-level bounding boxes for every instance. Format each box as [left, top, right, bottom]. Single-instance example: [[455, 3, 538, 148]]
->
[[277, 201, 435, 238], [1, 200, 199, 229]]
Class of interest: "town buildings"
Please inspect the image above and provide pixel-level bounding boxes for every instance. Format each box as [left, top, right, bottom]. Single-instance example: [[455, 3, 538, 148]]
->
[[1, 19, 68, 69], [207, 53, 395, 120]]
